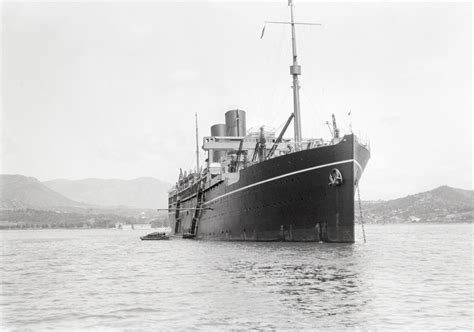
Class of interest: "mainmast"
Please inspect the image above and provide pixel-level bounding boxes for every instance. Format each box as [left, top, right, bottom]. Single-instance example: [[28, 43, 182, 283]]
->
[[289, 0, 302, 151], [195, 112, 200, 175]]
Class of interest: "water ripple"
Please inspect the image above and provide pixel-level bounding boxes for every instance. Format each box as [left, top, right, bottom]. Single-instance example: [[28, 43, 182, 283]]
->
[[1, 224, 473, 330]]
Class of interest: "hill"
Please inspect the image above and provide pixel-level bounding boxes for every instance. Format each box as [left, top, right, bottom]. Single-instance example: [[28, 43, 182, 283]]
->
[[359, 186, 473, 223], [2, 174, 471, 224], [0, 174, 86, 209], [43, 177, 171, 209]]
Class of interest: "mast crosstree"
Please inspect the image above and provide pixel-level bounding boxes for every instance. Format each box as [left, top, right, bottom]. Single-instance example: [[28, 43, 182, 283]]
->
[[264, 0, 320, 151]]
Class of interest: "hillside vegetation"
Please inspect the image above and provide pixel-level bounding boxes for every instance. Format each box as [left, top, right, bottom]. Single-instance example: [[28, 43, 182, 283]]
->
[[0, 175, 165, 229], [358, 186, 473, 223]]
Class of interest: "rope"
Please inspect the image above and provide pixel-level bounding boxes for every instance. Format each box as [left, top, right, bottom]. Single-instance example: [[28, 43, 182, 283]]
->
[[300, 87, 329, 138], [267, 12, 288, 116], [274, 116, 289, 134], [356, 183, 367, 243]]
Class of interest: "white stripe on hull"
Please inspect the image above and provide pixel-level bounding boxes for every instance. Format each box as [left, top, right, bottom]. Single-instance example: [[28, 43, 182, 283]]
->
[[203, 158, 362, 206]]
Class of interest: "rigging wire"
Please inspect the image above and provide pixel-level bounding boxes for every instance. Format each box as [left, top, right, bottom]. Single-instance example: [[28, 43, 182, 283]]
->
[[268, 87, 292, 133], [300, 87, 329, 138], [258, 8, 289, 121], [356, 183, 367, 243], [268, 23, 288, 117], [185, 149, 207, 175], [273, 116, 289, 135]]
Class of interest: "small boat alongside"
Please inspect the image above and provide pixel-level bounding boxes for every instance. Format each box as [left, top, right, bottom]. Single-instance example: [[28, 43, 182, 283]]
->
[[140, 232, 170, 241]]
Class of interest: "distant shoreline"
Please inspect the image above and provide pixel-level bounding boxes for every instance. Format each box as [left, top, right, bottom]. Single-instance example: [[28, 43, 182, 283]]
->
[[1, 221, 472, 231], [0, 226, 162, 231]]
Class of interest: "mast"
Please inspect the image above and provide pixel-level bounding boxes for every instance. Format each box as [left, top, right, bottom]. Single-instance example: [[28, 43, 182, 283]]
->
[[195, 112, 200, 175], [289, 0, 302, 151], [263, 2, 320, 150]]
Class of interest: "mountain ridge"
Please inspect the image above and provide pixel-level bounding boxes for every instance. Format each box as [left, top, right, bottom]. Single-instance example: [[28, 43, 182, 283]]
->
[[43, 176, 171, 209], [359, 185, 473, 223], [0, 174, 86, 209]]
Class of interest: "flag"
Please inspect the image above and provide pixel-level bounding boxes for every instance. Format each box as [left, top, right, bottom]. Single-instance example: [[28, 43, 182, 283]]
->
[[260, 25, 266, 39], [288, 0, 292, 6]]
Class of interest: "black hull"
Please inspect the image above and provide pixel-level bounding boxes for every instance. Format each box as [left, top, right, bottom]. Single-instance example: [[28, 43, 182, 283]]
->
[[169, 134, 370, 243]]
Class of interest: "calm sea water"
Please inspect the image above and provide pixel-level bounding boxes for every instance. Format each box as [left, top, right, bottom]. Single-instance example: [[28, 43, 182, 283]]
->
[[1, 224, 473, 330]]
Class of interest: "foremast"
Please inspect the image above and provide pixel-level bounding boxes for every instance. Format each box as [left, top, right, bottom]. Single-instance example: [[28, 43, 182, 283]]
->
[[289, 0, 302, 151], [266, 1, 320, 151]]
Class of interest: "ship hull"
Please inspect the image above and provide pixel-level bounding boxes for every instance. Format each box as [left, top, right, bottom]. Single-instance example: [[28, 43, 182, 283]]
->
[[169, 134, 369, 243]]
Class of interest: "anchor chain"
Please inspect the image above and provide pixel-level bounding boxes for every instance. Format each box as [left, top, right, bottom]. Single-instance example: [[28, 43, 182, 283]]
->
[[356, 183, 367, 243]]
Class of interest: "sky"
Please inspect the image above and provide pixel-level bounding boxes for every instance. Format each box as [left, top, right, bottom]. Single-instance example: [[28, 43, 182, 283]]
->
[[1, 1, 472, 200]]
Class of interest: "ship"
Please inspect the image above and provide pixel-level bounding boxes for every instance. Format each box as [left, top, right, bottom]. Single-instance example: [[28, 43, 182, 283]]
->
[[166, 1, 370, 242]]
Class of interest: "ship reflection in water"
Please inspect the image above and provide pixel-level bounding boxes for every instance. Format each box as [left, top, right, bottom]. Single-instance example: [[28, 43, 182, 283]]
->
[[1, 224, 472, 330], [216, 242, 372, 328]]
